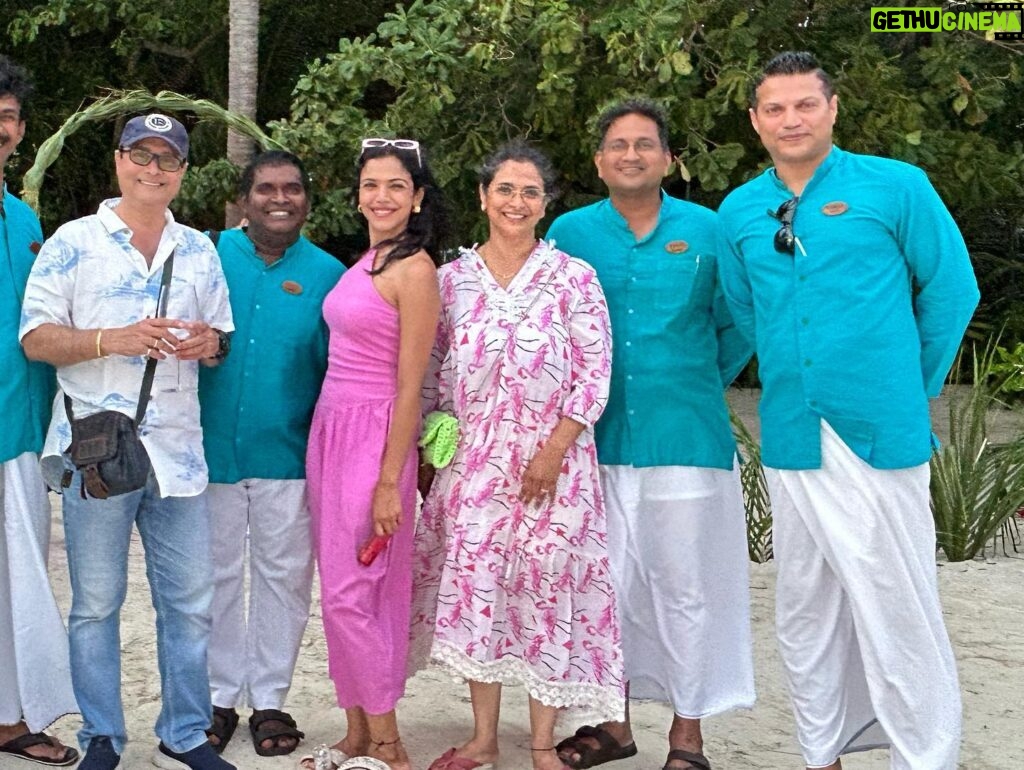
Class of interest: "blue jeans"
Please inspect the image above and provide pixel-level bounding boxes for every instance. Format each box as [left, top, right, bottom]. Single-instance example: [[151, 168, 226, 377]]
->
[[62, 471, 214, 755]]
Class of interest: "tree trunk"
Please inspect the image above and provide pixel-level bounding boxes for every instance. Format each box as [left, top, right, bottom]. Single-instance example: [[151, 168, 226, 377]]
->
[[225, 0, 259, 227]]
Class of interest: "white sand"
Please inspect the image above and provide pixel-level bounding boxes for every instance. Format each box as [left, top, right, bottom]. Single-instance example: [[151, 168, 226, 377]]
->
[[6, 388, 1024, 770], [5, 501, 1022, 770]]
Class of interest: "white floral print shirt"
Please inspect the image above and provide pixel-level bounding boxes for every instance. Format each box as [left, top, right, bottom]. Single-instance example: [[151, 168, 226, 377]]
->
[[20, 199, 234, 497]]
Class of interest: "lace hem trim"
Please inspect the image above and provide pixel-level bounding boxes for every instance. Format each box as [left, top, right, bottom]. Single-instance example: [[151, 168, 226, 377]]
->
[[428, 639, 625, 723]]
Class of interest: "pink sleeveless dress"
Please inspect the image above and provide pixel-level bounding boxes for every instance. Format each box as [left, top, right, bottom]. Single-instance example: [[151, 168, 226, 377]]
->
[[306, 249, 418, 713]]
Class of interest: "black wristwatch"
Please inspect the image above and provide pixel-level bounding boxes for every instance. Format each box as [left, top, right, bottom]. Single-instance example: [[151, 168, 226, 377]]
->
[[212, 329, 231, 360]]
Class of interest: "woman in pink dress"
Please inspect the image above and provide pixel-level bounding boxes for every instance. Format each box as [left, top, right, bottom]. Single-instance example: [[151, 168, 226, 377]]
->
[[411, 141, 624, 770], [304, 138, 448, 770]]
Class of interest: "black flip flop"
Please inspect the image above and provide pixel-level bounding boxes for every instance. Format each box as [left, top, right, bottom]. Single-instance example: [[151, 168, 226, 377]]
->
[[663, 749, 712, 770], [0, 732, 80, 767]]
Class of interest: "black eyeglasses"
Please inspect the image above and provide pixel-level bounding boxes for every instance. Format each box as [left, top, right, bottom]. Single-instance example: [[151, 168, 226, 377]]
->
[[769, 196, 799, 254], [119, 146, 186, 172]]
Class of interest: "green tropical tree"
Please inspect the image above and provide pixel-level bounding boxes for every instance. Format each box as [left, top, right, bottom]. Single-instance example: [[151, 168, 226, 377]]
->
[[3, 0, 1022, 337], [0, 0, 392, 230], [267, 0, 1023, 270]]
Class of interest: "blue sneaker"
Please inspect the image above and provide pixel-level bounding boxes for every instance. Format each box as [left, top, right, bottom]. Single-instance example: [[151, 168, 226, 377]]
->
[[152, 741, 236, 770], [79, 737, 119, 770]]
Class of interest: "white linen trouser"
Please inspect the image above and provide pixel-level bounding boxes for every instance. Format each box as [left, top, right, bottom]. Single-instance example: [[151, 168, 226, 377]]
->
[[0, 452, 77, 731], [601, 464, 755, 718], [206, 479, 313, 710], [767, 422, 961, 769]]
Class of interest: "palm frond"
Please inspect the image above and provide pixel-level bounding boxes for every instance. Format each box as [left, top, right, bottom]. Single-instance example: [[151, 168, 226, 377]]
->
[[22, 89, 284, 213], [731, 408, 773, 563]]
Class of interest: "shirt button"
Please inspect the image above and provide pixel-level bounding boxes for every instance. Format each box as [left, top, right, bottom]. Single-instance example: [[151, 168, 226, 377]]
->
[[625, 341, 632, 347], [255, 304, 261, 310], [799, 275, 806, 282], [801, 317, 809, 326], [249, 338, 255, 344], [628, 409, 635, 415], [626, 374, 633, 381], [804, 358, 813, 367], [630, 277, 637, 283], [809, 399, 818, 407], [627, 308, 634, 314]]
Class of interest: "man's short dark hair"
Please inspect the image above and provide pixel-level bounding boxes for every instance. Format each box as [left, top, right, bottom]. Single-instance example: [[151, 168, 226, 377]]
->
[[238, 150, 311, 198], [0, 55, 34, 115], [597, 98, 670, 151], [749, 51, 835, 108]]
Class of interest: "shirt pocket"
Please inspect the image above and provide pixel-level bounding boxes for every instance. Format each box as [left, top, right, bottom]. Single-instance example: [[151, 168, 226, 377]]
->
[[264, 290, 325, 346], [653, 252, 712, 320]]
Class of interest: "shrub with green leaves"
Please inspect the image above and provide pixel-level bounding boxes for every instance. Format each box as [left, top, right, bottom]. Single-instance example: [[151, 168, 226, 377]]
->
[[989, 342, 1024, 402], [931, 340, 1024, 561]]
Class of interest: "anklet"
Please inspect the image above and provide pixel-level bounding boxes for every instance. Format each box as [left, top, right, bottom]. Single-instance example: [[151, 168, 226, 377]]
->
[[371, 737, 401, 746], [530, 746, 556, 751]]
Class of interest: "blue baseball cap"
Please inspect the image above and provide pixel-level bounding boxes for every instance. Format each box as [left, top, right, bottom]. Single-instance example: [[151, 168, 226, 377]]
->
[[119, 114, 189, 158]]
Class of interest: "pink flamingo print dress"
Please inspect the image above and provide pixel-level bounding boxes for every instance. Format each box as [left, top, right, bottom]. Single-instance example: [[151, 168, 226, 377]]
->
[[411, 240, 625, 721]]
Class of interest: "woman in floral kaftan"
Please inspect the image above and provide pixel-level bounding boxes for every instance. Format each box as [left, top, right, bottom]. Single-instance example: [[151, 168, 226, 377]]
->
[[411, 141, 624, 770]]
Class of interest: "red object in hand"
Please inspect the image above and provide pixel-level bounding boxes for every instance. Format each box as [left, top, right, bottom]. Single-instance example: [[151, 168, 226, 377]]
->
[[358, 534, 392, 566]]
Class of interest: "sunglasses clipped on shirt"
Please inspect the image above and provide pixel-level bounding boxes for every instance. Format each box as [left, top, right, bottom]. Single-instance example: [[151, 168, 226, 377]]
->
[[119, 146, 186, 172], [769, 196, 799, 255], [360, 137, 422, 168]]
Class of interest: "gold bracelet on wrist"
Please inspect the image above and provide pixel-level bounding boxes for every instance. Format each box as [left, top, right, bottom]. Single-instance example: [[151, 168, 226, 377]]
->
[[95, 329, 104, 358]]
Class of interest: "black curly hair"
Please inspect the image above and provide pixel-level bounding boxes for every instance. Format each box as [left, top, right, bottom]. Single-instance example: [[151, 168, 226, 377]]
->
[[353, 142, 451, 273]]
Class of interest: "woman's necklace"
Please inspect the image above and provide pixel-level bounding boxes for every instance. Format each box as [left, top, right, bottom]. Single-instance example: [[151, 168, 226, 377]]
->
[[479, 242, 532, 282]]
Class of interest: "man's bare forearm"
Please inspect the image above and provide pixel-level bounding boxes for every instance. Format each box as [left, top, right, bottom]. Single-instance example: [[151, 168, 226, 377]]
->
[[23, 318, 189, 366], [22, 323, 101, 367]]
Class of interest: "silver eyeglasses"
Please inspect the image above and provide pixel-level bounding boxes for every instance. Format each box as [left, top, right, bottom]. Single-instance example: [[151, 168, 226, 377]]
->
[[490, 183, 545, 202], [360, 138, 421, 168]]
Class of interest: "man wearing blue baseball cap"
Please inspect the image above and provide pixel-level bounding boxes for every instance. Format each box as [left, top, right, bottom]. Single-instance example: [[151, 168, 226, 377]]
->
[[119, 113, 191, 158], [20, 113, 236, 770]]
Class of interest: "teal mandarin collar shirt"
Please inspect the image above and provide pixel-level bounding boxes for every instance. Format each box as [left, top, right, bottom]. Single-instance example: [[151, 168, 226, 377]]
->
[[199, 228, 344, 482], [548, 195, 752, 469], [2, 185, 54, 462], [717, 146, 979, 470]]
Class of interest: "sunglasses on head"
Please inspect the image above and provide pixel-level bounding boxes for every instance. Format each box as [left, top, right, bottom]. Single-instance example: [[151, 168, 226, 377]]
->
[[769, 196, 799, 255], [360, 137, 422, 168]]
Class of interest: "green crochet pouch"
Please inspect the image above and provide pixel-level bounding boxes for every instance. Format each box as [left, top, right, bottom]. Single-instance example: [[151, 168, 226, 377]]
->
[[418, 411, 459, 469]]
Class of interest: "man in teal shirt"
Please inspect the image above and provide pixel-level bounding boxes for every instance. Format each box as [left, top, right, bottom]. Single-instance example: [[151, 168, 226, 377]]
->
[[0, 54, 79, 768], [718, 52, 977, 770], [198, 151, 344, 758], [548, 100, 755, 770]]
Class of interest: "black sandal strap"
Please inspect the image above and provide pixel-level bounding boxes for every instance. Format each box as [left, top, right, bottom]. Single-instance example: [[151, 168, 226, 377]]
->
[[664, 749, 712, 770], [4, 733, 56, 751], [250, 708, 300, 732]]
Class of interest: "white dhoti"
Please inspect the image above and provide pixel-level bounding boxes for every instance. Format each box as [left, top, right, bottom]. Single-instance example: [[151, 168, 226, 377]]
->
[[601, 464, 755, 718], [206, 479, 313, 710], [767, 422, 961, 769], [0, 452, 77, 731]]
